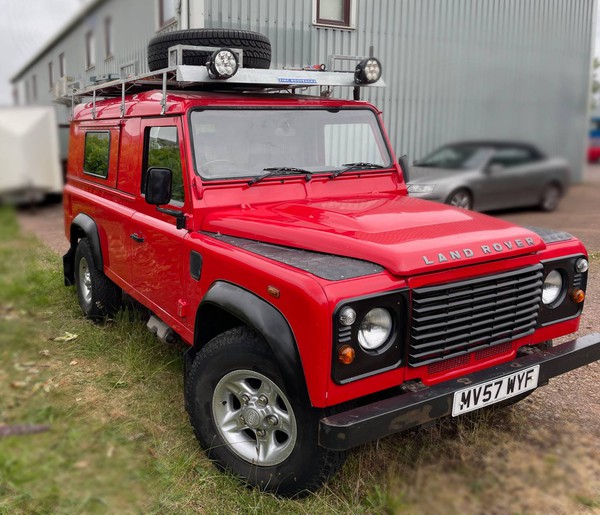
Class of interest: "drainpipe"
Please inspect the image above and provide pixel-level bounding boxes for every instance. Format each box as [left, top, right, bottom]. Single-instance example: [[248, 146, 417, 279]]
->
[[179, 0, 189, 29]]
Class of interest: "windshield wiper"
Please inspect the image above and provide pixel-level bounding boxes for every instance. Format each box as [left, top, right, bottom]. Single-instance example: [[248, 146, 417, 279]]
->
[[248, 167, 313, 186], [329, 162, 386, 180]]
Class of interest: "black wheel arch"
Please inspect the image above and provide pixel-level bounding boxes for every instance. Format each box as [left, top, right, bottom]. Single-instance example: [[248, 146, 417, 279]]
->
[[191, 281, 310, 404], [63, 213, 103, 286]]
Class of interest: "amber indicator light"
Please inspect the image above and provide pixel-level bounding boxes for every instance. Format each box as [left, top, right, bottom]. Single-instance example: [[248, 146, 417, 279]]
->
[[267, 286, 280, 298], [338, 345, 356, 365], [571, 289, 585, 303]]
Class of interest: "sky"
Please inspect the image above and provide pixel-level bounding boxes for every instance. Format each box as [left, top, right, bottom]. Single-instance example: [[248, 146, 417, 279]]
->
[[1, 0, 600, 105], [0, 0, 83, 105]]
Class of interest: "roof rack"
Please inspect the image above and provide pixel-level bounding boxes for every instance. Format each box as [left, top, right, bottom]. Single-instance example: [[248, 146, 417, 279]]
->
[[56, 45, 385, 118]]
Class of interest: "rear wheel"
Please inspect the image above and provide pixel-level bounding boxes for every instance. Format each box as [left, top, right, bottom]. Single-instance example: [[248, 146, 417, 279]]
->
[[185, 327, 346, 496], [446, 189, 473, 210], [74, 238, 120, 321]]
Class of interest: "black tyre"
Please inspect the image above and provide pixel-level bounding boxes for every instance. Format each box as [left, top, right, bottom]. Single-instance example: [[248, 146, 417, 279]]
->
[[538, 182, 562, 212], [185, 327, 346, 496], [446, 188, 473, 210], [74, 238, 121, 321], [148, 29, 271, 71]]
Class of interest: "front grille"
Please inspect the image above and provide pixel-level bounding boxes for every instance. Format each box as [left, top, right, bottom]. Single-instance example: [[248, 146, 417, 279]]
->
[[409, 265, 543, 367]]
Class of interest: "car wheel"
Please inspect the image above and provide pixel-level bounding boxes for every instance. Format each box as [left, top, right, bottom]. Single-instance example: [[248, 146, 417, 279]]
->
[[74, 238, 121, 321], [446, 189, 473, 210], [147, 29, 271, 71], [185, 326, 346, 496], [539, 183, 561, 212]]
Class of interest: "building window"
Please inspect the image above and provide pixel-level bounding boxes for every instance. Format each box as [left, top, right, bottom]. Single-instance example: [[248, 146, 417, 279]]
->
[[86, 31, 96, 69], [84, 132, 110, 178], [48, 61, 54, 89], [25, 80, 30, 104], [59, 53, 66, 77], [104, 17, 113, 59], [313, 0, 354, 28], [13, 86, 19, 105], [158, 0, 176, 28], [32, 74, 37, 100]]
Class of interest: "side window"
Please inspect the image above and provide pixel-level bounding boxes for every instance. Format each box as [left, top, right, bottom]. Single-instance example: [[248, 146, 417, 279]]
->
[[143, 126, 184, 204], [83, 132, 110, 178], [489, 147, 535, 168]]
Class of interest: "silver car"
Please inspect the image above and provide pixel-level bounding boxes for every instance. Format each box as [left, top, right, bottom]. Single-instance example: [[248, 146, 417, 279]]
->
[[406, 141, 570, 211]]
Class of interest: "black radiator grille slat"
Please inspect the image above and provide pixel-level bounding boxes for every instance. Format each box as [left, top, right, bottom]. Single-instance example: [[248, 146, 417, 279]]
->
[[413, 293, 541, 330], [409, 265, 543, 367]]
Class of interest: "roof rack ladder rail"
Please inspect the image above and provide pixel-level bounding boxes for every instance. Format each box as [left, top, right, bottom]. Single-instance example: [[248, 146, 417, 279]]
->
[[161, 71, 167, 115], [167, 44, 245, 68], [327, 54, 366, 73]]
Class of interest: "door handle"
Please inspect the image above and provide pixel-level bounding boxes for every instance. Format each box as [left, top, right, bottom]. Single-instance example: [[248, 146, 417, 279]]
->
[[130, 233, 145, 243]]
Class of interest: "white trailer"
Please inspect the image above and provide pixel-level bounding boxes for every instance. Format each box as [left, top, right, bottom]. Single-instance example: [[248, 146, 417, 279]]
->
[[0, 107, 62, 204]]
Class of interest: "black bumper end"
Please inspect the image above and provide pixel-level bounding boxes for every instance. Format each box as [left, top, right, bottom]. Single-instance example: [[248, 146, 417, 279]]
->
[[319, 333, 600, 451]]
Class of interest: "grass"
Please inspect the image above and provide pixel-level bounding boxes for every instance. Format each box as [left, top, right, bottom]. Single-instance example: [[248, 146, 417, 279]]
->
[[1, 206, 599, 514]]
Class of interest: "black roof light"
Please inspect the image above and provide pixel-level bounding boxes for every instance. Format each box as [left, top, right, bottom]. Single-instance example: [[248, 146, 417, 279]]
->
[[207, 48, 239, 79], [354, 57, 382, 85]]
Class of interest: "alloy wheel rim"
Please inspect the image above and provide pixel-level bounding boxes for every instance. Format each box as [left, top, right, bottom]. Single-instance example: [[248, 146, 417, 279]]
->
[[78, 257, 92, 306], [212, 369, 297, 466]]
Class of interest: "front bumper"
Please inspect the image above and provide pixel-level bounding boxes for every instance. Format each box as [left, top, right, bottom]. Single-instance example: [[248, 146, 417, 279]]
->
[[319, 333, 600, 451]]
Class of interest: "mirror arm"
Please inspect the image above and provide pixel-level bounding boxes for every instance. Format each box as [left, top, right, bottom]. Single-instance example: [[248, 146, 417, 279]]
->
[[156, 207, 186, 230]]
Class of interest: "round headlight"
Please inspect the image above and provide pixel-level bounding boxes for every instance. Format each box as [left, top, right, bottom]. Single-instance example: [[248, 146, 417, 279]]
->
[[542, 270, 563, 305], [354, 57, 382, 84], [358, 308, 392, 351], [339, 306, 357, 326], [575, 258, 589, 273], [207, 48, 239, 79]]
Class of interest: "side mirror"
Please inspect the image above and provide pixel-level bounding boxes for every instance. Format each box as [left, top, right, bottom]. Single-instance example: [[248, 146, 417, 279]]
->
[[145, 167, 172, 205], [398, 154, 410, 182]]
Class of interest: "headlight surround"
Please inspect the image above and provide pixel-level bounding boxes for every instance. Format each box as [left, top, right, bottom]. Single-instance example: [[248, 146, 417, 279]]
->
[[358, 308, 393, 351], [407, 184, 436, 194], [542, 270, 564, 305]]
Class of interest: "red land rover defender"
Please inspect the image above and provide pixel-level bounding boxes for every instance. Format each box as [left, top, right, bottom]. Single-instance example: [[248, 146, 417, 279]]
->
[[62, 32, 600, 496]]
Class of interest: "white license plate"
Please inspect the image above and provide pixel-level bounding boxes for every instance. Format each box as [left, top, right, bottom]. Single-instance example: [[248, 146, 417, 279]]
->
[[452, 365, 540, 417]]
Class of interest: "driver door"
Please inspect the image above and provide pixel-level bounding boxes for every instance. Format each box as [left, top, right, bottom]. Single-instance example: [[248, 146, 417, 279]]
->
[[130, 118, 189, 326]]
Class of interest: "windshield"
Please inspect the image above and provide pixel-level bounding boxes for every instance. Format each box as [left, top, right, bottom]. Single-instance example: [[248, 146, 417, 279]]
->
[[417, 145, 491, 170], [189, 108, 392, 180]]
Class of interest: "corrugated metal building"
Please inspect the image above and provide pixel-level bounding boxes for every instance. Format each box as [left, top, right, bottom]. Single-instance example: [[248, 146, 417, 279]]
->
[[11, 0, 596, 180]]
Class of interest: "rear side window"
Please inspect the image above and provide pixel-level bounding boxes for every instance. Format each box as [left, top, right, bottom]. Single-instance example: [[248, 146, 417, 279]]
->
[[144, 126, 184, 203], [83, 131, 110, 178]]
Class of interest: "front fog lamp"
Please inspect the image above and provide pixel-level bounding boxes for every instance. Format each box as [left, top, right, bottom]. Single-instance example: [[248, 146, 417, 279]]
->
[[355, 57, 382, 84], [542, 270, 564, 305], [575, 258, 589, 273], [207, 48, 239, 79], [358, 308, 392, 351]]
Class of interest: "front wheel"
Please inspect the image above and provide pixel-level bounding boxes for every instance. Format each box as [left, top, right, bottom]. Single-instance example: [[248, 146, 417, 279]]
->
[[446, 188, 473, 210], [185, 327, 346, 496], [538, 183, 562, 212]]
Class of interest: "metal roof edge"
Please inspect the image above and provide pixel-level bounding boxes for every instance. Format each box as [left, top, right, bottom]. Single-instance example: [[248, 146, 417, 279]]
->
[[10, 0, 107, 84]]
